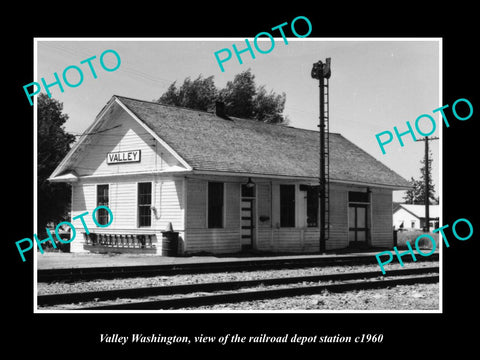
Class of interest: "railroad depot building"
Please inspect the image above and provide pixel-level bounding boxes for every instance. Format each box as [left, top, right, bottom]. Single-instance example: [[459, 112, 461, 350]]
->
[[49, 95, 410, 255]]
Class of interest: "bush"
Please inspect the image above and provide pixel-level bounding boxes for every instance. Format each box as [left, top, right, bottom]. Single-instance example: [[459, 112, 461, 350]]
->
[[36, 228, 71, 253], [396, 229, 439, 250]]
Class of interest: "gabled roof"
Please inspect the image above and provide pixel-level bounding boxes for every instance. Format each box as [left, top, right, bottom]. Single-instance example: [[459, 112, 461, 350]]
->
[[51, 95, 411, 189], [395, 204, 440, 218]]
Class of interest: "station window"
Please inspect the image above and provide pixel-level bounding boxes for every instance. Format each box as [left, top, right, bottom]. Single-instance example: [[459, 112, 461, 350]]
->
[[96, 184, 109, 225], [348, 191, 370, 203], [306, 186, 319, 227], [138, 182, 152, 227], [280, 184, 295, 227], [208, 182, 224, 228]]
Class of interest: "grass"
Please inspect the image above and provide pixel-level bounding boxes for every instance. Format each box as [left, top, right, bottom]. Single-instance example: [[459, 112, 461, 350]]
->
[[396, 229, 439, 250]]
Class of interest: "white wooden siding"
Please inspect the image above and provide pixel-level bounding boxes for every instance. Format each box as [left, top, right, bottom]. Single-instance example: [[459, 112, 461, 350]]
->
[[109, 181, 137, 228], [70, 171, 395, 254], [328, 184, 349, 249], [256, 228, 273, 250], [185, 177, 241, 254], [371, 189, 394, 247], [271, 182, 280, 227], [257, 183, 272, 229], [186, 229, 241, 253], [256, 182, 314, 253], [156, 179, 185, 232], [256, 182, 351, 253], [74, 104, 182, 177], [185, 178, 207, 229], [70, 182, 95, 252], [226, 182, 240, 229], [259, 228, 322, 253], [256, 183, 393, 253], [69, 176, 185, 253]]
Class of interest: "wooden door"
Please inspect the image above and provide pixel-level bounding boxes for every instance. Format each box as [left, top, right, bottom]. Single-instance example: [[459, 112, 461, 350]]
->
[[348, 204, 368, 245]]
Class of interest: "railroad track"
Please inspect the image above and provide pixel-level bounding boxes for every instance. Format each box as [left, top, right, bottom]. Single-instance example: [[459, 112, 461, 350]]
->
[[37, 253, 439, 282], [38, 266, 439, 310]]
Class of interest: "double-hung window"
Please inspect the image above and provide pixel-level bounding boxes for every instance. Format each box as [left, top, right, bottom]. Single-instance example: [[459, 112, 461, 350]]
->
[[306, 186, 319, 227], [138, 182, 152, 227], [96, 184, 109, 225], [208, 182, 224, 228], [280, 184, 295, 227]]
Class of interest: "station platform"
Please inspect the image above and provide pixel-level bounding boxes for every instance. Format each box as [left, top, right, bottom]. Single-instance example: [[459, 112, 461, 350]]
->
[[36, 249, 390, 270]]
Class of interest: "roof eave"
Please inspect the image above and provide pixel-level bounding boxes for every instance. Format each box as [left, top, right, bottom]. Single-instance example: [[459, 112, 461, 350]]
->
[[48, 171, 79, 183], [49, 96, 118, 179], [331, 178, 412, 190], [191, 170, 412, 189], [114, 97, 193, 171], [191, 170, 318, 182]]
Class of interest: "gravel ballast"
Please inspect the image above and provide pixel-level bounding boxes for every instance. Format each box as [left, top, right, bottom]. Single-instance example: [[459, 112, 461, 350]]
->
[[37, 261, 439, 311], [37, 261, 438, 295], [177, 283, 440, 311]]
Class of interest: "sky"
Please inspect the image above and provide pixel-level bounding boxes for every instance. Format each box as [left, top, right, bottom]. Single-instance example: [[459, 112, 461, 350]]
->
[[35, 38, 441, 202]]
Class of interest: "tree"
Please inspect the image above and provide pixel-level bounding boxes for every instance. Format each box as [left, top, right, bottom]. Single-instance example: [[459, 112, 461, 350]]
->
[[182, 75, 217, 112], [403, 177, 424, 204], [156, 69, 287, 124], [157, 75, 217, 112], [157, 82, 181, 107], [419, 148, 437, 203], [218, 69, 257, 119], [37, 93, 75, 236], [253, 85, 287, 124], [403, 149, 437, 204]]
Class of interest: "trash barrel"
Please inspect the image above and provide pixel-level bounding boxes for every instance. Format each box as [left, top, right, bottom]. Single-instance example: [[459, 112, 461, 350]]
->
[[161, 222, 179, 256]]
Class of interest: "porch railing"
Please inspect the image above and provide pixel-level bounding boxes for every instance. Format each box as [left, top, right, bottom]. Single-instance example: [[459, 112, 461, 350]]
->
[[83, 233, 156, 249]]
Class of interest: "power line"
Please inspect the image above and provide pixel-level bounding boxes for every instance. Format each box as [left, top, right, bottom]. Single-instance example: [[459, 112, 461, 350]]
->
[[39, 42, 92, 60], [39, 42, 176, 87], [72, 125, 122, 137]]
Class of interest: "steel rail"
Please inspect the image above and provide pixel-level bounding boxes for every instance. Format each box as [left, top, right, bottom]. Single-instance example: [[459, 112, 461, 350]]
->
[[78, 274, 439, 310], [38, 266, 439, 308], [38, 253, 439, 282]]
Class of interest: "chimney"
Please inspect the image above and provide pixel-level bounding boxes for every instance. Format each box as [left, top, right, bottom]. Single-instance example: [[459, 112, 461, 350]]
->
[[215, 101, 228, 119]]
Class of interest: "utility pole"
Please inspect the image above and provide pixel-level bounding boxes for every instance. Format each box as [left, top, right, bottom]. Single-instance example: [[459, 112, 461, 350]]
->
[[311, 58, 331, 253], [415, 136, 439, 232]]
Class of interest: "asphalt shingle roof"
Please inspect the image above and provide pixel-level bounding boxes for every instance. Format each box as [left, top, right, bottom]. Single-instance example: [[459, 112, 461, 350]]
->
[[116, 95, 410, 188]]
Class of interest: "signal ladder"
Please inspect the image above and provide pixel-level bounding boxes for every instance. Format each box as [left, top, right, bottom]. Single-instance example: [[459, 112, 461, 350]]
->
[[322, 77, 330, 242]]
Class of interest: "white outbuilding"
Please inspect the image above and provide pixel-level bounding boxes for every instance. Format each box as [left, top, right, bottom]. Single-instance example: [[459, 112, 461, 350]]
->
[[393, 203, 440, 231]]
